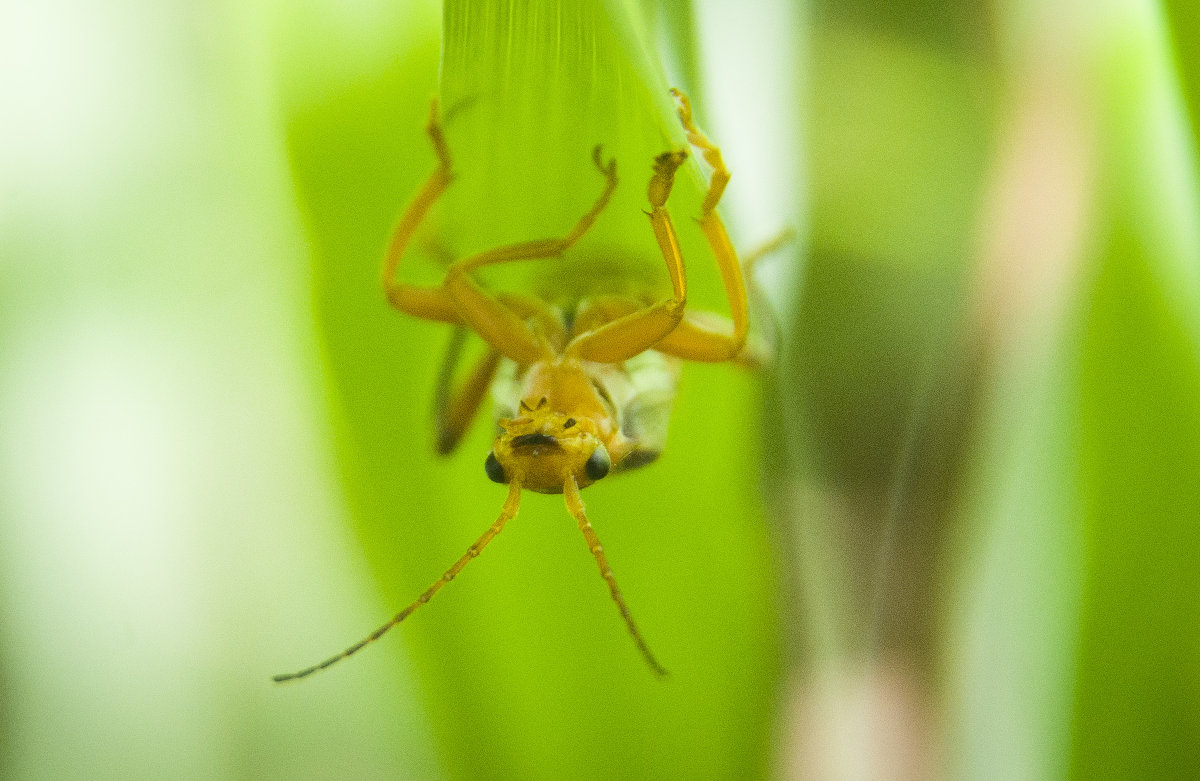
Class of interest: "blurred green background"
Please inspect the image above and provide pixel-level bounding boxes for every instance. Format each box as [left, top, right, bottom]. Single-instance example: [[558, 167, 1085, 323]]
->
[[2, 0, 1198, 779]]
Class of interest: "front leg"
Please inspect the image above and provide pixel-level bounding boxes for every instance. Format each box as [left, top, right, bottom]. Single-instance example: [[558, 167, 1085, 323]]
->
[[444, 147, 619, 366]]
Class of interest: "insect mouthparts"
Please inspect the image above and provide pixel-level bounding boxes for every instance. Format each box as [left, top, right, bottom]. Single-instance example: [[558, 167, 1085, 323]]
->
[[511, 433, 558, 448]]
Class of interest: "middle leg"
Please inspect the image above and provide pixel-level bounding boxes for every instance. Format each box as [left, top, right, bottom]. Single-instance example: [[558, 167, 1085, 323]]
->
[[565, 150, 690, 364], [432, 327, 501, 455]]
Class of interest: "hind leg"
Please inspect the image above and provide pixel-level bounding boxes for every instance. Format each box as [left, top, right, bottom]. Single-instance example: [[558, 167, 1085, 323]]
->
[[380, 99, 465, 323], [651, 89, 751, 363]]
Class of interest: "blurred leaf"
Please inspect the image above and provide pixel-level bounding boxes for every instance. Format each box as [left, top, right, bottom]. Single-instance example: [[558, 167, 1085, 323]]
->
[[945, 2, 1200, 779], [945, 341, 1083, 781], [808, 27, 991, 271], [1073, 219, 1200, 779], [770, 15, 992, 777], [779, 21, 991, 667], [815, 0, 990, 54], [1070, 9, 1200, 771], [1161, 0, 1200, 146]]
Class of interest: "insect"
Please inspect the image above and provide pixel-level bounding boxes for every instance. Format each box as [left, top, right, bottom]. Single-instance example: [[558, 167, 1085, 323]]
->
[[274, 89, 754, 682]]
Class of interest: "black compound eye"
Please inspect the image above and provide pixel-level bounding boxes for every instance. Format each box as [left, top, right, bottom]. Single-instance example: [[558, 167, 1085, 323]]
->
[[484, 451, 507, 484], [585, 443, 611, 481]]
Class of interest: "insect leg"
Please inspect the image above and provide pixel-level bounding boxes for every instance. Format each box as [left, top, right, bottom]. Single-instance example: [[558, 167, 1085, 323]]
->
[[442, 147, 618, 366], [740, 227, 797, 276], [564, 151, 690, 364], [381, 98, 462, 324], [562, 476, 668, 677], [648, 89, 751, 363], [272, 481, 523, 683], [433, 327, 502, 455], [656, 229, 796, 366], [433, 292, 566, 451], [672, 89, 730, 216]]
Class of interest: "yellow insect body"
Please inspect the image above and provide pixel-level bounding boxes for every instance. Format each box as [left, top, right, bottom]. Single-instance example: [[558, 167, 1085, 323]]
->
[[275, 90, 749, 682]]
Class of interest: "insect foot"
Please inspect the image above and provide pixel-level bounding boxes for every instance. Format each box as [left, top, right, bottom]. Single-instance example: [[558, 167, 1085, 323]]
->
[[669, 87, 693, 126], [648, 149, 688, 210], [653, 149, 688, 176], [591, 144, 618, 181]]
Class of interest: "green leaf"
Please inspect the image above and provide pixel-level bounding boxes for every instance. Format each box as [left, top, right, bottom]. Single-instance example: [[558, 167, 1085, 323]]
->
[[1071, 9, 1200, 773], [1073, 220, 1200, 779], [1161, 0, 1200, 148], [280, 1, 780, 778]]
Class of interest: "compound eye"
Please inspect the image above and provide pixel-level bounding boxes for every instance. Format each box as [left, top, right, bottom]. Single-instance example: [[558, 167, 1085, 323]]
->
[[584, 443, 611, 482], [484, 451, 507, 484]]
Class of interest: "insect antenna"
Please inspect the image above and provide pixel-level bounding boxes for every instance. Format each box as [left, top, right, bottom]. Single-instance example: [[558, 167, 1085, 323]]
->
[[562, 477, 669, 677], [273, 481, 523, 683]]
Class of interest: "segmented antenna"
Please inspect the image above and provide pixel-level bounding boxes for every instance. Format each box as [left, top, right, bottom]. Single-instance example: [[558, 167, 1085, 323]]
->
[[563, 476, 668, 677], [273, 481, 522, 682]]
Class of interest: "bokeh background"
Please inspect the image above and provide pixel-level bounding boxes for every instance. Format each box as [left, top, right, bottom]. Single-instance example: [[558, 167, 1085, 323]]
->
[[2, 0, 1198, 779]]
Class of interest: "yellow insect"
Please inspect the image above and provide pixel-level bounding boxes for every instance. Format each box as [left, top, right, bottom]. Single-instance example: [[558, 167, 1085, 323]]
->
[[275, 90, 755, 681]]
